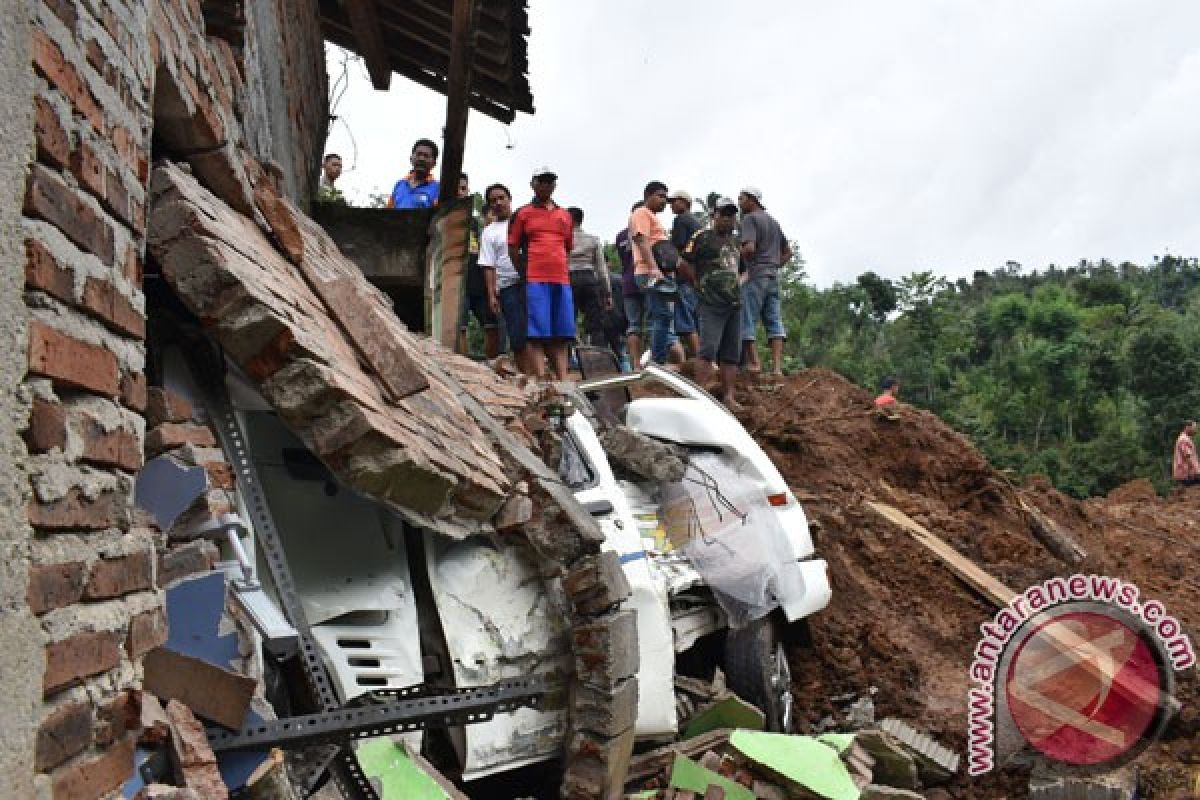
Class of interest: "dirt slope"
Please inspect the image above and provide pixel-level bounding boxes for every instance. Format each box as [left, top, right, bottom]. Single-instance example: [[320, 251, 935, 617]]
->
[[731, 369, 1199, 797]]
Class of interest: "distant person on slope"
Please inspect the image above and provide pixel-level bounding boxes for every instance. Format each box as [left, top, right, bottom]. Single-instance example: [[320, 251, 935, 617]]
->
[[1173, 420, 1200, 487], [874, 377, 900, 409]]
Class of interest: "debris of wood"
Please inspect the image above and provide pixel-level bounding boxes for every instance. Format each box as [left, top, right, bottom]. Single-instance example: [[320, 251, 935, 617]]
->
[[244, 749, 300, 800], [143, 647, 256, 730], [165, 699, 229, 799], [1018, 495, 1087, 565]]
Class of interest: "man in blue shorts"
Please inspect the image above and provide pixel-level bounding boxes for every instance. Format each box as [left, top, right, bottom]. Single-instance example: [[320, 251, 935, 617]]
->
[[738, 186, 792, 375], [508, 167, 575, 380]]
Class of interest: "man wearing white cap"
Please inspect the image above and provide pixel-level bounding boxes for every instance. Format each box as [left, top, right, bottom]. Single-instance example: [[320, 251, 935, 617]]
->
[[738, 187, 792, 375], [507, 167, 575, 380]]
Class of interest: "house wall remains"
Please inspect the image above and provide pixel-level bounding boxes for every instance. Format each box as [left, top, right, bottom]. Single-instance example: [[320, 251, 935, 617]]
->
[[2, 0, 327, 795]]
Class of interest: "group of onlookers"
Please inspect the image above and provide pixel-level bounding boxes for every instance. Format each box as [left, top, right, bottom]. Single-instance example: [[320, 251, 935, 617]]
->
[[320, 140, 796, 402]]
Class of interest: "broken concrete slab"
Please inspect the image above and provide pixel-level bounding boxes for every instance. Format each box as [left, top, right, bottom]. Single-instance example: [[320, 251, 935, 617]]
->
[[572, 610, 639, 689], [1028, 762, 1136, 800], [561, 726, 636, 800], [854, 729, 919, 790], [879, 718, 959, 785], [572, 677, 639, 738], [599, 425, 687, 483]]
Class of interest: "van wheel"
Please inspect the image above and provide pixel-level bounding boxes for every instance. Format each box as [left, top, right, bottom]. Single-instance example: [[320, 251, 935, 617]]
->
[[722, 615, 793, 732]]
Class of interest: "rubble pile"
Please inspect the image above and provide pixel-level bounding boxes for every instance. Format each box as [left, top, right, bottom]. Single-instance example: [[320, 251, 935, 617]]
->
[[729, 369, 1200, 797]]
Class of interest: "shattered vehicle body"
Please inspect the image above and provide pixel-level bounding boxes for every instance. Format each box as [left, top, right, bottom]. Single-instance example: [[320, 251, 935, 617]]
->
[[180, 354, 832, 783]]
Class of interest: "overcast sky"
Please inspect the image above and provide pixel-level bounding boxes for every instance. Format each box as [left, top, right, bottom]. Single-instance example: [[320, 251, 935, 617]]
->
[[323, 1, 1200, 287]]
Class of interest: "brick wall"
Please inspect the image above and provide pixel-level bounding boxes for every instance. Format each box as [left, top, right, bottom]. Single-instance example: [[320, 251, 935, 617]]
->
[[12, 0, 328, 795]]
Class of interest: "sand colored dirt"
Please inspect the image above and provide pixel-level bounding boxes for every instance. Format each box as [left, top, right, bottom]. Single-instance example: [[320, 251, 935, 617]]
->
[[730, 369, 1200, 797]]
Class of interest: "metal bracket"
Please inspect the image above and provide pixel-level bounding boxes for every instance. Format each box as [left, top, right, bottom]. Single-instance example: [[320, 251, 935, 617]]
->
[[209, 676, 545, 753]]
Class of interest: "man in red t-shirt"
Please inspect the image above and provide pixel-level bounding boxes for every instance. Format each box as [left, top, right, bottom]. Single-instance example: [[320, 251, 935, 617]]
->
[[508, 167, 575, 379], [874, 377, 900, 409]]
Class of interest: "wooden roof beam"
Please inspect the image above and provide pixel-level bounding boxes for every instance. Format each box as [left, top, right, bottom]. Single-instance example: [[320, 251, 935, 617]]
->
[[343, 0, 392, 90]]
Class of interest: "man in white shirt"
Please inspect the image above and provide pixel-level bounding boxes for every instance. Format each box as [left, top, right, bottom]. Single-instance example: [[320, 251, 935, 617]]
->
[[479, 183, 533, 374]]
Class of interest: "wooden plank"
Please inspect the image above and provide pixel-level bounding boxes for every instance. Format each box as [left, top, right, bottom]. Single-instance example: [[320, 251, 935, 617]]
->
[[344, 0, 393, 90], [865, 499, 1163, 718], [438, 0, 477, 195], [143, 648, 256, 731], [865, 500, 1016, 605]]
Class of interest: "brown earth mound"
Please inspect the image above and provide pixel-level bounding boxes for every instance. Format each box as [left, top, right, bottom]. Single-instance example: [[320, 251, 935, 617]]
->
[[730, 369, 1200, 797]]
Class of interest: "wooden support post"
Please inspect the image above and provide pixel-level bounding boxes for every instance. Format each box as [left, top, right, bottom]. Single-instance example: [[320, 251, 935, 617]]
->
[[439, 0, 477, 195], [344, 0, 392, 90]]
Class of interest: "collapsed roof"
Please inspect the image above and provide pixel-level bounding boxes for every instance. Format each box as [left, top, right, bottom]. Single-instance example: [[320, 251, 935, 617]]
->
[[318, 0, 535, 123]]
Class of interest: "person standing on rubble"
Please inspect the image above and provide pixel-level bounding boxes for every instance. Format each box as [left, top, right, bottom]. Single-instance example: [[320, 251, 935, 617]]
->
[[874, 377, 900, 409], [631, 181, 684, 366], [387, 138, 441, 209], [668, 190, 702, 358], [457, 173, 505, 359], [508, 167, 575, 380], [1173, 420, 1200, 487], [738, 187, 791, 376], [680, 197, 743, 409], [481, 183, 533, 375], [566, 207, 613, 349], [618, 202, 644, 372]]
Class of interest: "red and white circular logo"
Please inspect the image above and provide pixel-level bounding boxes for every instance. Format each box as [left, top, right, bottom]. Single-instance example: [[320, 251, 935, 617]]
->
[[1004, 607, 1170, 768]]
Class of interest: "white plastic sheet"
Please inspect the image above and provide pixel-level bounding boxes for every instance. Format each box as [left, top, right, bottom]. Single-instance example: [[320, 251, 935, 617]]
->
[[664, 453, 806, 628]]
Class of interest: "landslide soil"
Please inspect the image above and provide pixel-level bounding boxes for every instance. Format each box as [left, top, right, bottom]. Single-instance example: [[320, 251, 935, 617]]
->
[[730, 369, 1200, 798]]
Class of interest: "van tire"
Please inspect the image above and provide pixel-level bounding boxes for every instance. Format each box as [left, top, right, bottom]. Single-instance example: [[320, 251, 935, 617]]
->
[[722, 614, 793, 732]]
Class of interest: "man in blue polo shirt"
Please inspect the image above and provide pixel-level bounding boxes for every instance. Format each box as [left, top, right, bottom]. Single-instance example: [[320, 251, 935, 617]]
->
[[388, 138, 441, 209]]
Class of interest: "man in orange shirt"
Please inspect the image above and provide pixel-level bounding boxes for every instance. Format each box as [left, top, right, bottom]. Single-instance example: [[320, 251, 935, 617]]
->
[[874, 377, 900, 409], [1173, 420, 1200, 487], [629, 181, 682, 365], [508, 167, 575, 380]]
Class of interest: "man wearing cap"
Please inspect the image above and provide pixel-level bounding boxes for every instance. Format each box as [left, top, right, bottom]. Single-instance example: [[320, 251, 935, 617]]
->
[[738, 187, 792, 376], [508, 167, 575, 380], [680, 198, 743, 409], [669, 190, 702, 358], [388, 138, 441, 209]]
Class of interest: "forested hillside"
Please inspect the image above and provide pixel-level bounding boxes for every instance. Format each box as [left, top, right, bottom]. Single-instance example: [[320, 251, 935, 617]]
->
[[774, 254, 1200, 498]]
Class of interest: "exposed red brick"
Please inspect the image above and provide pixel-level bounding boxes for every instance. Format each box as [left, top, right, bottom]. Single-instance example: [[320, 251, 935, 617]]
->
[[51, 734, 135, 800], [104, 168, 144, 235], [157, 540, 218, 587], [146, 387, 194, 427], [31, 30, 105, 134], [27, 560, 86, 614], [120, 370, 148, 412], [139, 693, 170, 746], [126, 607, 168, 659], [204, 461, 234, 490], [25, 397, 68, 454], [84, 550, 153, 600], [145, 422, 216, 455], [44, 0, 78, 31], [78, 416, 142, 472], [96, 690, 141, 747], [28, 319, 120, 396], [84, 38, 105, 74], [33, 94, 70, 169], [121, 243, 143, 286], [109, 124, 145, 182], [70, 139, 106, 200], [253, 182, 303, 263], [35, 699, 93, 772], [29, 486, 126, 532], [165, 700, 229, 799], [24, 238, 75, 303], [81, 276, 145, 339], [43, 630, 123, 695], [24, 163, 116, 265]]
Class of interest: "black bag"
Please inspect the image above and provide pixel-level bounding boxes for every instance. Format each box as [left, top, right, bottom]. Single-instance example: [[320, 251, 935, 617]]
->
[[652, 239, 680, 273]]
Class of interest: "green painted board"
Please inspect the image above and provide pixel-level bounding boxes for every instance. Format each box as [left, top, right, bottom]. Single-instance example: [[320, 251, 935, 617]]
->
[[730, 731, 861, 800], [684, 694, 766, 739], [817, 732, 856, 753], [356, 739, 451, 800], [669, 753, 755, 800]]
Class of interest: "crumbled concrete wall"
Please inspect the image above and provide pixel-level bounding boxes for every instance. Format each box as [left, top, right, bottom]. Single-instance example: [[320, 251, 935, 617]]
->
[[0, 4, 43, 797]]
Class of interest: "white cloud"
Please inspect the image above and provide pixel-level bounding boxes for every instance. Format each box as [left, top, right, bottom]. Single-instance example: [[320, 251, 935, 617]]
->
[[324, 1, 1200, 286]]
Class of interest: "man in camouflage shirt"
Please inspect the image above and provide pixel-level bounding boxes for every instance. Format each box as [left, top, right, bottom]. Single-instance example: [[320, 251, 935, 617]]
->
[[679, 197, 742, 409]]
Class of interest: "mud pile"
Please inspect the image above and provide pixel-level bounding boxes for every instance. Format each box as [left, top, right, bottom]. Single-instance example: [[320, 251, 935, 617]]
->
[[731, 369, 1200, 797]]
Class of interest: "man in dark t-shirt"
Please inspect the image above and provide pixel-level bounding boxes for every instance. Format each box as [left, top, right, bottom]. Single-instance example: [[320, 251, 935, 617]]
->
[[680, 197, 742, 408], [668, 190, 701, 357], [456, 173, 504, 358]]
